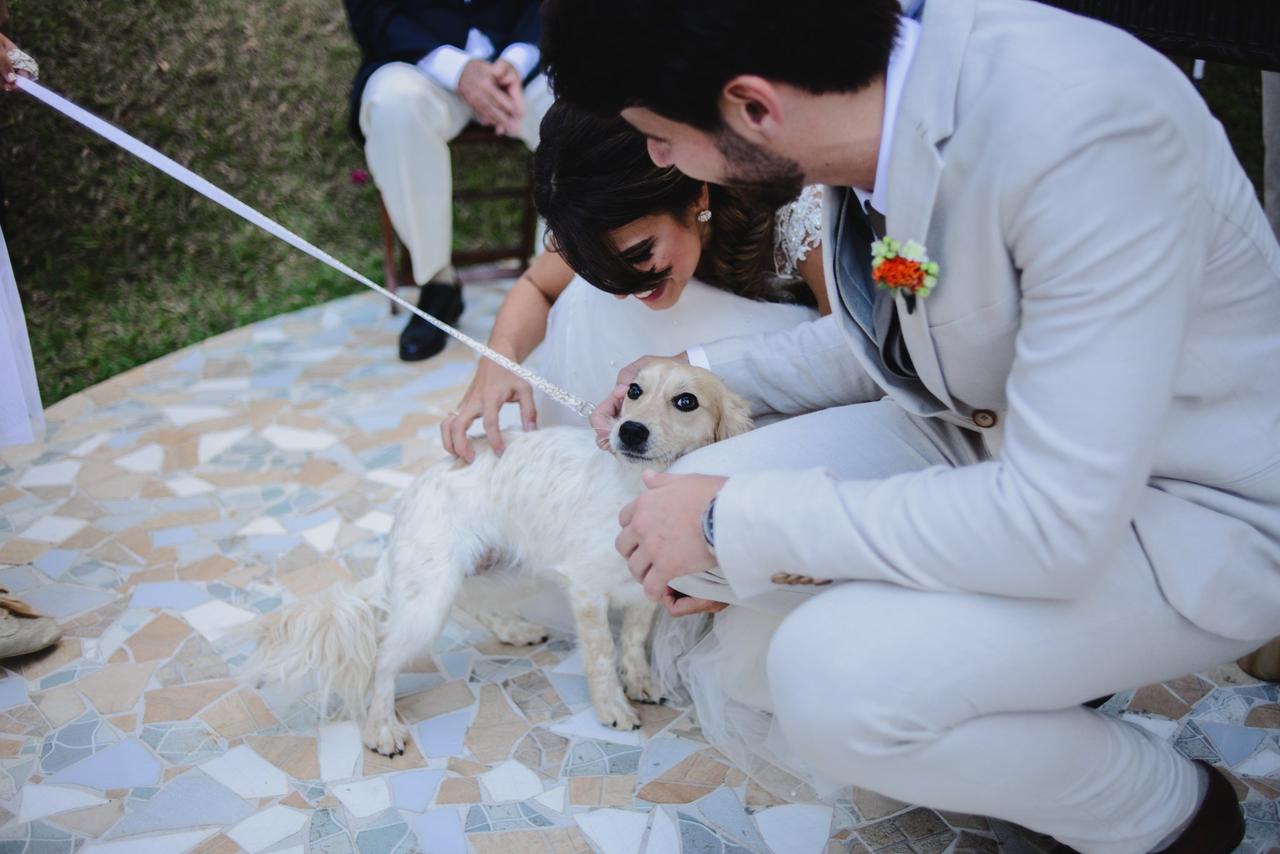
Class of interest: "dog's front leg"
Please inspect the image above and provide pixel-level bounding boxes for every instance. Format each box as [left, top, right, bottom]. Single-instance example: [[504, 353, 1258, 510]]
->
[[619, 601, 660, 704], [569, 588, 640, 731]]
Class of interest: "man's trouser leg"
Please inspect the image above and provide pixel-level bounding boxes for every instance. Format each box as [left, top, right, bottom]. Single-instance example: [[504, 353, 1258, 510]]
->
[[360, 63, 471, 286], [670, 400, 1265, 853]]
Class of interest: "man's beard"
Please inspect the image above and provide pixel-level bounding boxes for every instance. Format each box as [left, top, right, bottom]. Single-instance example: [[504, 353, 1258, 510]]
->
[[712, 126, 806, 210]]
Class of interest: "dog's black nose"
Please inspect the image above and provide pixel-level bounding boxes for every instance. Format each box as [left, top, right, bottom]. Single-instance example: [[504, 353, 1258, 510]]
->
[[618, 421, 649, 448]]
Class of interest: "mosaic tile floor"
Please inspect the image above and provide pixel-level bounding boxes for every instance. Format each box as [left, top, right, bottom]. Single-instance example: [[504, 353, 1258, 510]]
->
[[0, 279, 1277, 854]]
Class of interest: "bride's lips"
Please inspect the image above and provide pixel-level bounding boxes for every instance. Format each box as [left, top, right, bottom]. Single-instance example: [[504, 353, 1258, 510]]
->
[[634, 284, 667, 303]]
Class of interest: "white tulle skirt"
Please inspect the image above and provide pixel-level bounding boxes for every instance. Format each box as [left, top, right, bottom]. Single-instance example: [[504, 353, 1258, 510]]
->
[[526, 276, 838, 797], [0, 226, 43, 448]]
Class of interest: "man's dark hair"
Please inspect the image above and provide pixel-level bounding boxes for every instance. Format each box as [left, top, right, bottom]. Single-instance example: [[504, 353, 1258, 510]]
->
[[541, 0, 902, 130]]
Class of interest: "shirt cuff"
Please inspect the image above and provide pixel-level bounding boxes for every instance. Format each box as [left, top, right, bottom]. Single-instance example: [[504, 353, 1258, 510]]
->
[[686, 345, 711, 371], [418, 45, 472, 91], [498, 43, 540, 81]]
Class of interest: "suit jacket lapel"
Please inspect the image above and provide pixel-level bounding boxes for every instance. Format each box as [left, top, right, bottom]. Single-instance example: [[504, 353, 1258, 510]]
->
[[881, 0, 976, 413]]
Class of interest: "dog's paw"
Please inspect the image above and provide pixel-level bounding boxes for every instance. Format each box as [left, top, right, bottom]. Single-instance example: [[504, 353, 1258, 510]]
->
[[362, 716, 411, 757], [593, 694, 642, 731], [621, 667, 662, 705], [492, 617, 549, 647]]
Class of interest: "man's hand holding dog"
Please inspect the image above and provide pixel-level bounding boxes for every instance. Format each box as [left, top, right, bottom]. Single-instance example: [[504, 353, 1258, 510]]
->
[[617, 471, 728, 617]]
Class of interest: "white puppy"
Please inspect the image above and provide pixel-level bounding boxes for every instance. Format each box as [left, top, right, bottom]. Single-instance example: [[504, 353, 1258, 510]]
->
[[246, 362, 751, 755]]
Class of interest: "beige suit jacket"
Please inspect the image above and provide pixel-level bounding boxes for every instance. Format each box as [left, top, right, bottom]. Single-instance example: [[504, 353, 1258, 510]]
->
[[702, 0, 1280, 640]]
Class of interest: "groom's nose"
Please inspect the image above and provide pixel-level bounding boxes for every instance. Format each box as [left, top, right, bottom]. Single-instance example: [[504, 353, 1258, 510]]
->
[[647, 138, 674, 168]]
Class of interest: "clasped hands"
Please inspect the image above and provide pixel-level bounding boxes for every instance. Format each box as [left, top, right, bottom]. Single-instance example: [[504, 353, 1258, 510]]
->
[[457, 58, 525, 136]]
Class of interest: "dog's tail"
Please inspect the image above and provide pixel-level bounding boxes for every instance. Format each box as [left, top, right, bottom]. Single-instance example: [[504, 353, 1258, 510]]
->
[[243, 558, 388, 716]]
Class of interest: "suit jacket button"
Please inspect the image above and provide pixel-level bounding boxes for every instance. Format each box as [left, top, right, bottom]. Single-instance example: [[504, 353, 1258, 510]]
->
[[771, 572, 791, 585], [973, 409, 998, 429]]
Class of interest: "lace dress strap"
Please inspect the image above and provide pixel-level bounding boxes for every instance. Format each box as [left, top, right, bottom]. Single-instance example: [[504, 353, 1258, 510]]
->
[[773, 184, 824, 277]]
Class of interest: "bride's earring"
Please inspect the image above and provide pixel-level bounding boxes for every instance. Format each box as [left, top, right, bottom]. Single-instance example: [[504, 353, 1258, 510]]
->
[[697, 209, 712, 223]]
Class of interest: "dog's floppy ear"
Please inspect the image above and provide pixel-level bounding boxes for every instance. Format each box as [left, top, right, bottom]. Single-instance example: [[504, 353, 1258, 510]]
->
[[715, 389, 753, 442]]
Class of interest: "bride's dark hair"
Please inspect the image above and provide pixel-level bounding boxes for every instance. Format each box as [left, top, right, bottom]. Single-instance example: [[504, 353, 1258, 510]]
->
[[533, 100, 808, 303]]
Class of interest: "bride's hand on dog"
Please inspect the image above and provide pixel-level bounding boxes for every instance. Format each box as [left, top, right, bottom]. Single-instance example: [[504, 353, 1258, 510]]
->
[[443, 359, 537, 462], [591, 353, 691, 450], [617, 470, 725, 602]]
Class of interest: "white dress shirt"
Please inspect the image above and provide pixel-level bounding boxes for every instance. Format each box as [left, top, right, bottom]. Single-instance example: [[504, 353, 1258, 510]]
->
[[418, 27, 540, 91]]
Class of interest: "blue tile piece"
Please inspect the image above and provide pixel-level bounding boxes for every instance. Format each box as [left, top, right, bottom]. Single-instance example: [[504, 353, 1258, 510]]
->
[[437, 653, 472, 681], [695, 789, 769, 850], [390, 769, 446, 812], [547, 674, 592, 710], [20, 584, 115, 619], [129, 581, 212, 610], [1173, 720, 1221, 763], [50, 737, 163, 788], [396, 673, 445, 697], [283, 510, 339, 533], [245, 534, 302, 557], [1199, 722, 1269, 767], [402, 361, 473, 395], [355, 812, 414, 854], [464, 803, 553, 833], [151, 526, 199, 548], [639, 737, 705, 785], [0, 566, 45, 593], [0, 676, 28, 711], [680, 812, 732, 854], [40, 712, 118, 773], [416, 709, 474, 758], [32, 550, 79, 579], [0, 820, 77, 854], [412, 808, 467, 854], [106, 771, 252, 837]]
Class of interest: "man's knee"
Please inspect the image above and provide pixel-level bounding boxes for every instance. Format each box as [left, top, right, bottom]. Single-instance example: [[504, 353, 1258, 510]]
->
[[361, 64, 454, 139], [766, 590, 949, 765]]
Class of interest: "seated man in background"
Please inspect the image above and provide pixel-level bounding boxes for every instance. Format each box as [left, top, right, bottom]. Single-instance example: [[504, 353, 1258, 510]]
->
[[342, 0, 552, 361]]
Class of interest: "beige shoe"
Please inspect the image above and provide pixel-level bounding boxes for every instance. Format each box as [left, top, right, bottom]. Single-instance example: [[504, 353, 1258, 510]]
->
[[0, 589, 62, 659], [1238, 637, 1280, 683]]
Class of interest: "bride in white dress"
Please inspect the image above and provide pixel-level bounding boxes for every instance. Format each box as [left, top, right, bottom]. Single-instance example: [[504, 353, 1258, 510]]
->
[[441, 100, 825, 456]]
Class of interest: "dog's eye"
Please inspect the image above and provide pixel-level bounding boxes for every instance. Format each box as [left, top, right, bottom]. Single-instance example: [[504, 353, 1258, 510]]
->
[[627, 383, 643, 400], [672, 393, 699, 412]]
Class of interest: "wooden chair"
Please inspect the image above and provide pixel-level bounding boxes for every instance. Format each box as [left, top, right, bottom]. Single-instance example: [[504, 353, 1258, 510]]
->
[[380, 122, 538, 314]]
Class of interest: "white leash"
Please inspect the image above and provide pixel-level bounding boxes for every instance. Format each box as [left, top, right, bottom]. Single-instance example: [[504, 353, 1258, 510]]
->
[[14, 76, 596, 419]]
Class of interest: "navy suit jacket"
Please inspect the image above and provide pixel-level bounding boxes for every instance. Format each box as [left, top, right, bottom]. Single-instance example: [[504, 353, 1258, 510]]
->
[[342, 0, 542, 141]]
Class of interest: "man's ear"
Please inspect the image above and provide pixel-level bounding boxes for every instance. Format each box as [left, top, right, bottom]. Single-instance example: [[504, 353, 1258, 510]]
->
[[715, 390, 754, 442], [721, 75, 785, 138]]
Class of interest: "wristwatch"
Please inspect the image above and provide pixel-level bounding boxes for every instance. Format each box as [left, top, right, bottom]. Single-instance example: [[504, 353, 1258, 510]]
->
[[701, 495, 717, 557]]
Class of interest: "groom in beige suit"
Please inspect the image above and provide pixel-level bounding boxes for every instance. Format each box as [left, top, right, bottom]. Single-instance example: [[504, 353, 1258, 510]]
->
[[543, 0, 1280, 851]]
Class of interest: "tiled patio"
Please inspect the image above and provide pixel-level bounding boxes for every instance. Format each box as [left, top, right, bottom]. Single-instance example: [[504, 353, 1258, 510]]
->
[[0, 278, 1277, 854]]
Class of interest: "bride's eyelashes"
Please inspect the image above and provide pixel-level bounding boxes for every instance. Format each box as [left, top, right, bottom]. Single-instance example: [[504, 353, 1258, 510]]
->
[[619, 238, 656, 266]]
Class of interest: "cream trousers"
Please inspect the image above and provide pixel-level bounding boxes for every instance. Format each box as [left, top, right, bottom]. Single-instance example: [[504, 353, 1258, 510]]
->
[[358, 62, 552, 285], [669, 400, 1265, 853]]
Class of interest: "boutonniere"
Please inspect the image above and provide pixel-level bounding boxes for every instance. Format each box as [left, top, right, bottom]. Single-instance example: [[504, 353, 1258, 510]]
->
[[870, 237, 938, 313]]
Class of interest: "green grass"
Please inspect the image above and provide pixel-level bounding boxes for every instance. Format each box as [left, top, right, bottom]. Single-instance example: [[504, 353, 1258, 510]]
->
[[0, 3, 1267, 405], [0, 0, 528, 403]]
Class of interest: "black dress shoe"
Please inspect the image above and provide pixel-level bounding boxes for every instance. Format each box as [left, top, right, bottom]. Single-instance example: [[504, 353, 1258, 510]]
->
[[399, 282, 463, 362], [1159, 761, 1244, 854]]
